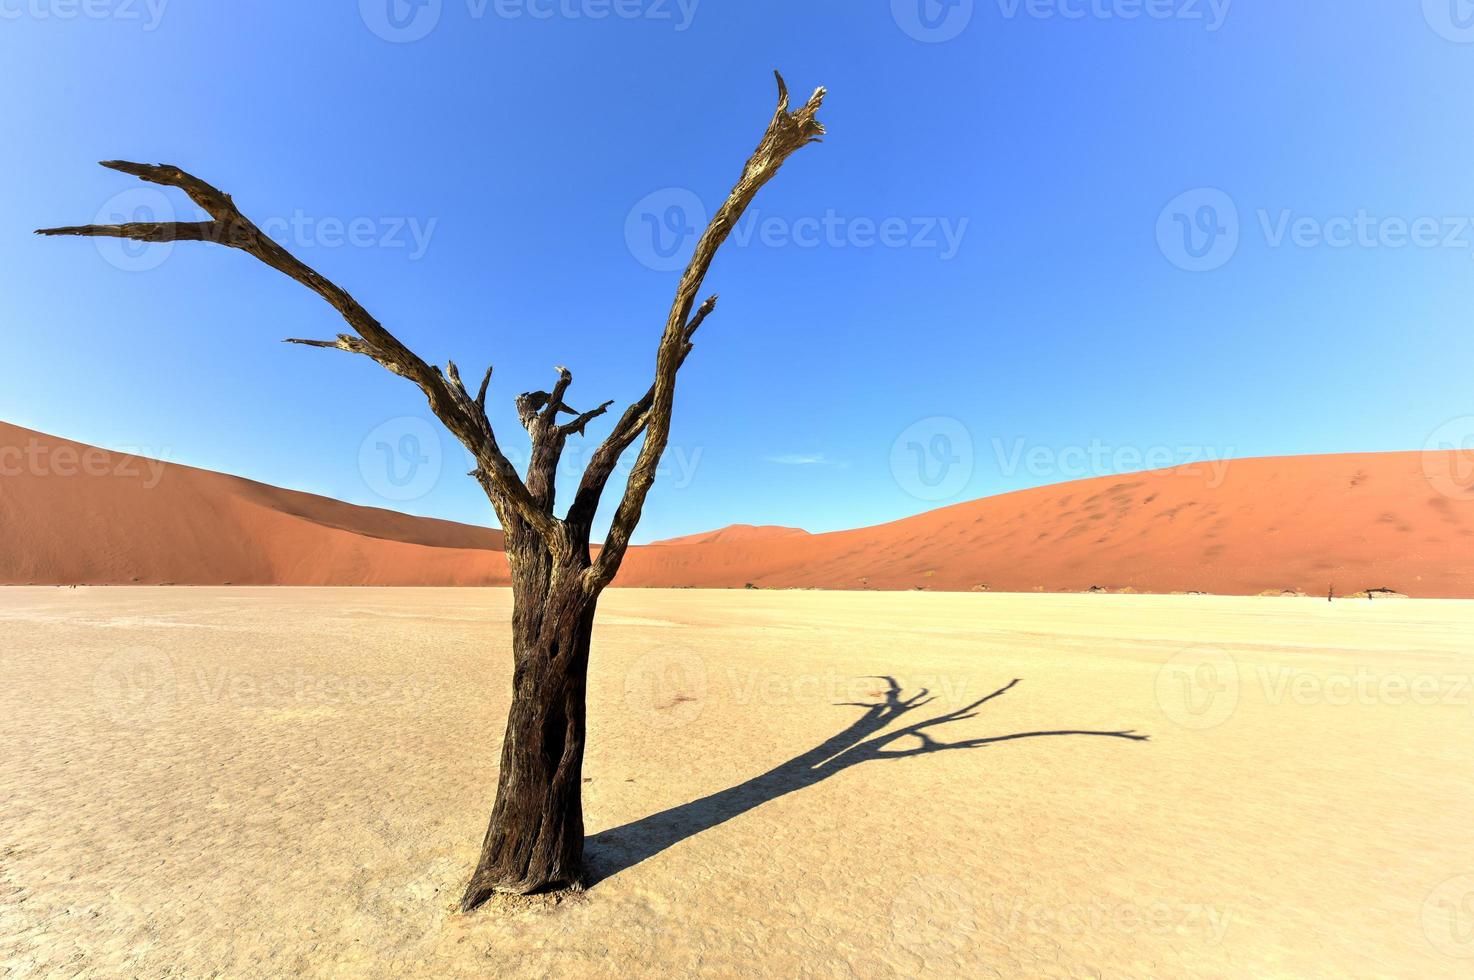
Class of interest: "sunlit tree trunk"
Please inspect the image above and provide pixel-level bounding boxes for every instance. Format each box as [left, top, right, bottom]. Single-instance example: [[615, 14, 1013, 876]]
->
[[461, 559, 597, 905]]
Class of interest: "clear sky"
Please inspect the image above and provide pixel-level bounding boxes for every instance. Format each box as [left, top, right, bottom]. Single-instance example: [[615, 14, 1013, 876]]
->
[[4, 1, 1474, 542]]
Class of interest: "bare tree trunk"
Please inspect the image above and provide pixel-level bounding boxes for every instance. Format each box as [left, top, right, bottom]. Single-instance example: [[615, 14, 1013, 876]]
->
[[460, 543, 598, 908]]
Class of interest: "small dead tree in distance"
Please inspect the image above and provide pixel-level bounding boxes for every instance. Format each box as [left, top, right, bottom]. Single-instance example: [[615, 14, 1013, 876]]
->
[[39, 73, 826, 910]]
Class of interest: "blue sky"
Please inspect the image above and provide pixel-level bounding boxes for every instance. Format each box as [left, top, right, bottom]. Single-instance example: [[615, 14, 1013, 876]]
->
[[4, 1, 1474, 541]]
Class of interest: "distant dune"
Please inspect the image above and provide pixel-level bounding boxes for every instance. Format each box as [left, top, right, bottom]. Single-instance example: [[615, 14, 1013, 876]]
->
[[2, 421, 1471, 595], [624, 452, 1474, 597], [649, 525, 811, 548], [0, 422, 507, 587]]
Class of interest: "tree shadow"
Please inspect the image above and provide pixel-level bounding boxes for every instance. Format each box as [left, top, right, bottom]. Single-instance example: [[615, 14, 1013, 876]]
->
[[585, 676, 1147, 886]]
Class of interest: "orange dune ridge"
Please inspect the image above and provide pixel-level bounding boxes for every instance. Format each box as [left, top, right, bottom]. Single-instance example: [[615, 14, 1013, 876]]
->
[[0, 422, 507, 587], [623, 452, 1474, 596], [2, 421, 1471, 596]]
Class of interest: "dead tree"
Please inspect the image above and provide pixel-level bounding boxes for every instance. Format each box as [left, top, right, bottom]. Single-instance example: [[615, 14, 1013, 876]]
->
[[38, 73, 826, 909]]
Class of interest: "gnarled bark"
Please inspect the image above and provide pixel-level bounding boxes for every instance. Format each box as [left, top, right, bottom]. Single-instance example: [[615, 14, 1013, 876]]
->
[[462, 568, 596, 906], [37, 72, 827, 909]]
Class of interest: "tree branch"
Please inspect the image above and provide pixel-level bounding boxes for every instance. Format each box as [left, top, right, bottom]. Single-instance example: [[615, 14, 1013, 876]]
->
[[38, 161, 559, 545], [543, 366, 574, 423], [475, 365, 493, 414], [564, 294, 715, 534], [585, 71, 825, 589], [284, 334, 377, 358], [560, 400, 615, 438], [39, 74, 825, 582], [36, 220, 221, 243]]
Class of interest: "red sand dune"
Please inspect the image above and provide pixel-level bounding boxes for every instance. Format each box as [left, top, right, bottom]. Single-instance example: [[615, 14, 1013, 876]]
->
[[0, 422, 507, 587], [624, 453, 1474, 597], [3, 421, 1472, 596], [649, 525, 811, 548]]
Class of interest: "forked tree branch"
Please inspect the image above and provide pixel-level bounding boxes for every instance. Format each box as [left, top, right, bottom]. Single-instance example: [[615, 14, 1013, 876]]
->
[[36, 161, 558, 544], [585, 73, 826, 588], [38, 73, 825, 587]]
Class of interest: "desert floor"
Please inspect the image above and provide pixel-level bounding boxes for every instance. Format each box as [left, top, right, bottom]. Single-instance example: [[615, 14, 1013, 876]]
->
[[2, 588, 1472, 978]]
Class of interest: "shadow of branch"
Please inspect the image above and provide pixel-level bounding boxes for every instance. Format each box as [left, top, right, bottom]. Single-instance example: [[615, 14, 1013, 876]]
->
[[586, 676, 1147, 885]]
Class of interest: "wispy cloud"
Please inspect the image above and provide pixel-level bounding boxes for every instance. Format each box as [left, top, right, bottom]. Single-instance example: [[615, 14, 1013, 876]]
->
[[765, 453, 844, 467]]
